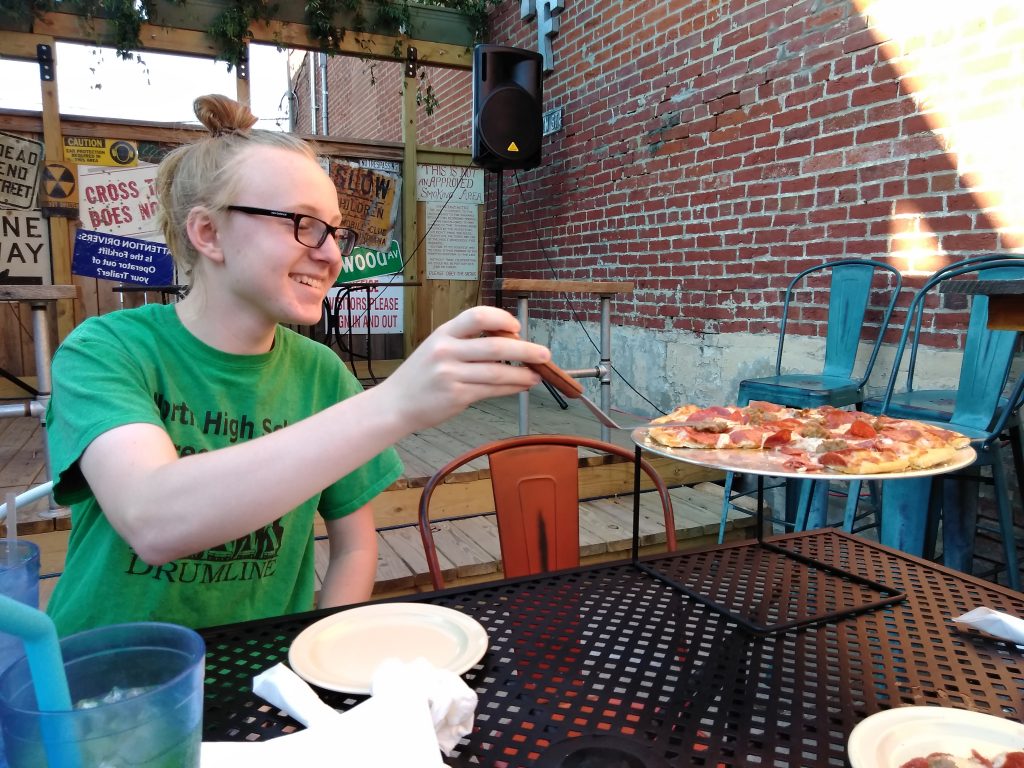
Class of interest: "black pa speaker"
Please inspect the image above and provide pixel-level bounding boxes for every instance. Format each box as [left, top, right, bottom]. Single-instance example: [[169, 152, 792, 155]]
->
[[472, 45, 543, 171]]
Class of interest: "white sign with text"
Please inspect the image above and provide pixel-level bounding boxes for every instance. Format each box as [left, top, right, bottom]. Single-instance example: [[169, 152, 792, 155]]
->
[[425, 201, 479, 281], [0, 209, 51, 284], [77, 162, 161, 240], [327, 279, 404, 335], [416, 165, 484, 205]]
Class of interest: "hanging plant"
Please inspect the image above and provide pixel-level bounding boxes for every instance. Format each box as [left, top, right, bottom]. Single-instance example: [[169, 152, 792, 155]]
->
[[302, 0, 361, 55], [207, 0, 277, 71], [416, 70, 439, 116], [414, 0, 499, 43], [99, 0, 148, 59], [0, 0, 52, 31]]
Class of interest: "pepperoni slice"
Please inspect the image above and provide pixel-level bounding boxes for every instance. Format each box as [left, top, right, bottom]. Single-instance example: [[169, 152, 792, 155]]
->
[[763, 429, 793, 449], [847, 419, 877, 438]]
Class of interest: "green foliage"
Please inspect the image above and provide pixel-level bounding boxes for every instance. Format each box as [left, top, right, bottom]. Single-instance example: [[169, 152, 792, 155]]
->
[[207, 0, 277, 70], [413, 0, 499, 42], [416, 71, 439, 115], [0, 0, 53, 26], [101, 0, 148, 60]]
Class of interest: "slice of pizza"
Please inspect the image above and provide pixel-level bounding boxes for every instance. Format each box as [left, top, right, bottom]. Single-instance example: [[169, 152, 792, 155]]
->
[[817, 446, 911, 474], [648, 404, 749, 448], [647, 425, 724, 449]]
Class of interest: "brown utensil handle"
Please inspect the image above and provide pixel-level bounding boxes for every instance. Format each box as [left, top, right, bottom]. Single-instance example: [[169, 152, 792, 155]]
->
[[484, 330, 583, 398]]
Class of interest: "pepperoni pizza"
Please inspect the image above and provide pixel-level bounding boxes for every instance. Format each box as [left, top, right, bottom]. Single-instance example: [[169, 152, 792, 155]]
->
[[647, 401, 970, 475]]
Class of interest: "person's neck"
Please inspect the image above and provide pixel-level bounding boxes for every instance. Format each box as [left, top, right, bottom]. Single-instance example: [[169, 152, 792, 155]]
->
[[174, 291, 276, 355]]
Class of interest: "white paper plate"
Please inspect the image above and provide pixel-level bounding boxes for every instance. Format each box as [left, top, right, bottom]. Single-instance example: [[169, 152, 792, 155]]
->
[[848, 706, 1024, 767], [288, 602, 488, 694]]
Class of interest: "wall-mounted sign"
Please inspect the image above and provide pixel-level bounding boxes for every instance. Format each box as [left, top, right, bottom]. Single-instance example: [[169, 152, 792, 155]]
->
[[63, 137, 138, 167], [0, 209, 51, 285], [77, 163, 160, 239], [39, 161, 78, 217], [329, 161, 401, 251], [335, 240, 402, 285], [327, 278, 404, 335], [543, 107, 563, 136], [425, 201, 479, 281], [416, 165, 484, 205], [72, 229, 173, 286], [0, 131, 44, 210]]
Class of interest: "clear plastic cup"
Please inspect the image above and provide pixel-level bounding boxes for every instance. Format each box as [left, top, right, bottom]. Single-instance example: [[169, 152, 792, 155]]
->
[[0, 540, 40, 671], [0, 622, 205, 768], [0, 539, 40, 768]]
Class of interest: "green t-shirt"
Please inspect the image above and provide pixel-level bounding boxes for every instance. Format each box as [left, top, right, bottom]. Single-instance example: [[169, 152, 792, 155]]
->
[[45, 303, 402, 636]]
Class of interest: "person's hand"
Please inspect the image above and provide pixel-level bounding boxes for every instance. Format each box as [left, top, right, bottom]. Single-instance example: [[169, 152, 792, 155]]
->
[[379, 306, 550, 431]]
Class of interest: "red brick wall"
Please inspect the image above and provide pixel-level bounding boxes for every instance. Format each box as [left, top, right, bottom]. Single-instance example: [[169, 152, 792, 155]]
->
[[291, 53, 471, 147], [292, 53, 404, 141], [481, 0, 1024, 347]]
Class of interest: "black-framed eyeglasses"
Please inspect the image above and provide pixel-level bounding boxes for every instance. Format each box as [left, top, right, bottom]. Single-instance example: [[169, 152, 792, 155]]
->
[[226, 205, 359, 255]]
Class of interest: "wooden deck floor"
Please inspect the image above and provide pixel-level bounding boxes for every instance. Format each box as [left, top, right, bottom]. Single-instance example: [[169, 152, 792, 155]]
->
[[1, 391, 746, 605]]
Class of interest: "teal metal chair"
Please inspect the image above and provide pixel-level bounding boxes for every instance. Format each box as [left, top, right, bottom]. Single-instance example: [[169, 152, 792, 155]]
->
[[843, 260, 1024, 589], [859, 253, 1024, 504], [861, 254, 1023, 421], [717, 258, 903, 543], [735, 259, 903, 409]]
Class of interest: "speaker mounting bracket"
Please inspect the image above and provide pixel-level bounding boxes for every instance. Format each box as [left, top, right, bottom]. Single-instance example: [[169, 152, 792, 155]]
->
[[404, 47, 418, 78]]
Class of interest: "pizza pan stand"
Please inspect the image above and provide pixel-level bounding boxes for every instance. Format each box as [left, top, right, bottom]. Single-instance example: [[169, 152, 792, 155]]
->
[[629, 446, 906, 634]]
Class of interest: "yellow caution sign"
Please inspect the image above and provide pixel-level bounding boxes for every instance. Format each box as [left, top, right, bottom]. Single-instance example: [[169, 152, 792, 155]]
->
[[63, 137, 138, 167], [507, 141, 520, 153]]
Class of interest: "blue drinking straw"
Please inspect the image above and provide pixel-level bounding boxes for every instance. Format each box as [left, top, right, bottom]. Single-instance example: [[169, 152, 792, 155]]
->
[[0, 595, 80, 767]]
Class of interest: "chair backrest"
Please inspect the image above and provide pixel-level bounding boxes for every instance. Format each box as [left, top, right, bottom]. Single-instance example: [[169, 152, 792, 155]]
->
[[775, 259, 902, 384], [418, 435, 676, 590], [904, 253, 1024, 391], [880, 259, 1024, 433]]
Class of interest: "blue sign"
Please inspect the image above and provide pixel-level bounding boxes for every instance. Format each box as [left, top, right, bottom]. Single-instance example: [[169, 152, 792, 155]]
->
[[72, 229, 173, 285]]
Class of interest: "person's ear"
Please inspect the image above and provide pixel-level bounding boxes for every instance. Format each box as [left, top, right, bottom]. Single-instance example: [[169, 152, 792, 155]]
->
[[186, 207, 225, 264]]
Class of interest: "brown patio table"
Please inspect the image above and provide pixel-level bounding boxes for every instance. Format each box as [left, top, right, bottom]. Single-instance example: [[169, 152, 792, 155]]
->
[[198, 529, 1024, 767]]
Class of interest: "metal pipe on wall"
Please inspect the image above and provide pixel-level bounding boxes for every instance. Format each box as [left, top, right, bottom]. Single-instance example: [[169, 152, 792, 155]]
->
[[319, 52, 329, 134], [308, 52, 317, 135]]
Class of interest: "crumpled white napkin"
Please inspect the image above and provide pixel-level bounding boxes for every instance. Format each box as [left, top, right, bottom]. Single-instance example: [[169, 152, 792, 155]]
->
[[200, 658, 477, 767], [952, 607, 1024, 645]]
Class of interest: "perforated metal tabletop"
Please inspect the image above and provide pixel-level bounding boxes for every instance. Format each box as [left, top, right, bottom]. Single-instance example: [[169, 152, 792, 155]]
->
[[200, 530, 1024, 767]]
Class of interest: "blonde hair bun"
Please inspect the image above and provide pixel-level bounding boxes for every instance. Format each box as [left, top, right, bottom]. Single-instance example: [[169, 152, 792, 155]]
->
[[193, 94, 258, 136]]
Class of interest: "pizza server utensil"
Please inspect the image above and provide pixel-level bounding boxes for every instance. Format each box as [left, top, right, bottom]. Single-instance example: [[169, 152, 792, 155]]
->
[[485, 330, 702, 432]]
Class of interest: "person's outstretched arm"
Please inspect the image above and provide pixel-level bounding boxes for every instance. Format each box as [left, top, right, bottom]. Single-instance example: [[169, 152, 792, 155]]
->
[[79, 306, 548, 564]]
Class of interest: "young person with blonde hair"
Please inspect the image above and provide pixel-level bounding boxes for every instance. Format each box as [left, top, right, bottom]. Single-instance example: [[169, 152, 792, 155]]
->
[[45, 94, 548, 634]]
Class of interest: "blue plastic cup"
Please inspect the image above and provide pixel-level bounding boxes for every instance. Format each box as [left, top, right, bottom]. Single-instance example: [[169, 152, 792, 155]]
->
[[0, 540, 40, 768], [0, 622, 205, 767]]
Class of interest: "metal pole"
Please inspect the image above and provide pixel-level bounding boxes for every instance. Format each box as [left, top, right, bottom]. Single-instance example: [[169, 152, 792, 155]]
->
[[30, 301, 59, 517], [494, 170, 504, 309], [599, 296, 612, 443], [517, 295, 529, 435]]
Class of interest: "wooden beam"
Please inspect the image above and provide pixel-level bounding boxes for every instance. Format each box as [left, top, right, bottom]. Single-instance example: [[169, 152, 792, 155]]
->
[[34, 13, 218, 58], [35, 43, 78, 338], [0, 30, 51, 60], [417, 147, 473, 166], [403, 65, 425, 356], [250, 20, 472, 69], [31, 12, 471, 70], [496, 278, 636, 295], [0, 111, 407, 163], [0, 286, 77, 301]]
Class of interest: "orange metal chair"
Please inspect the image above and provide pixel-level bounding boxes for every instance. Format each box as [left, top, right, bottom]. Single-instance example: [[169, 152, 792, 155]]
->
[[418, 435, 677, 590]]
